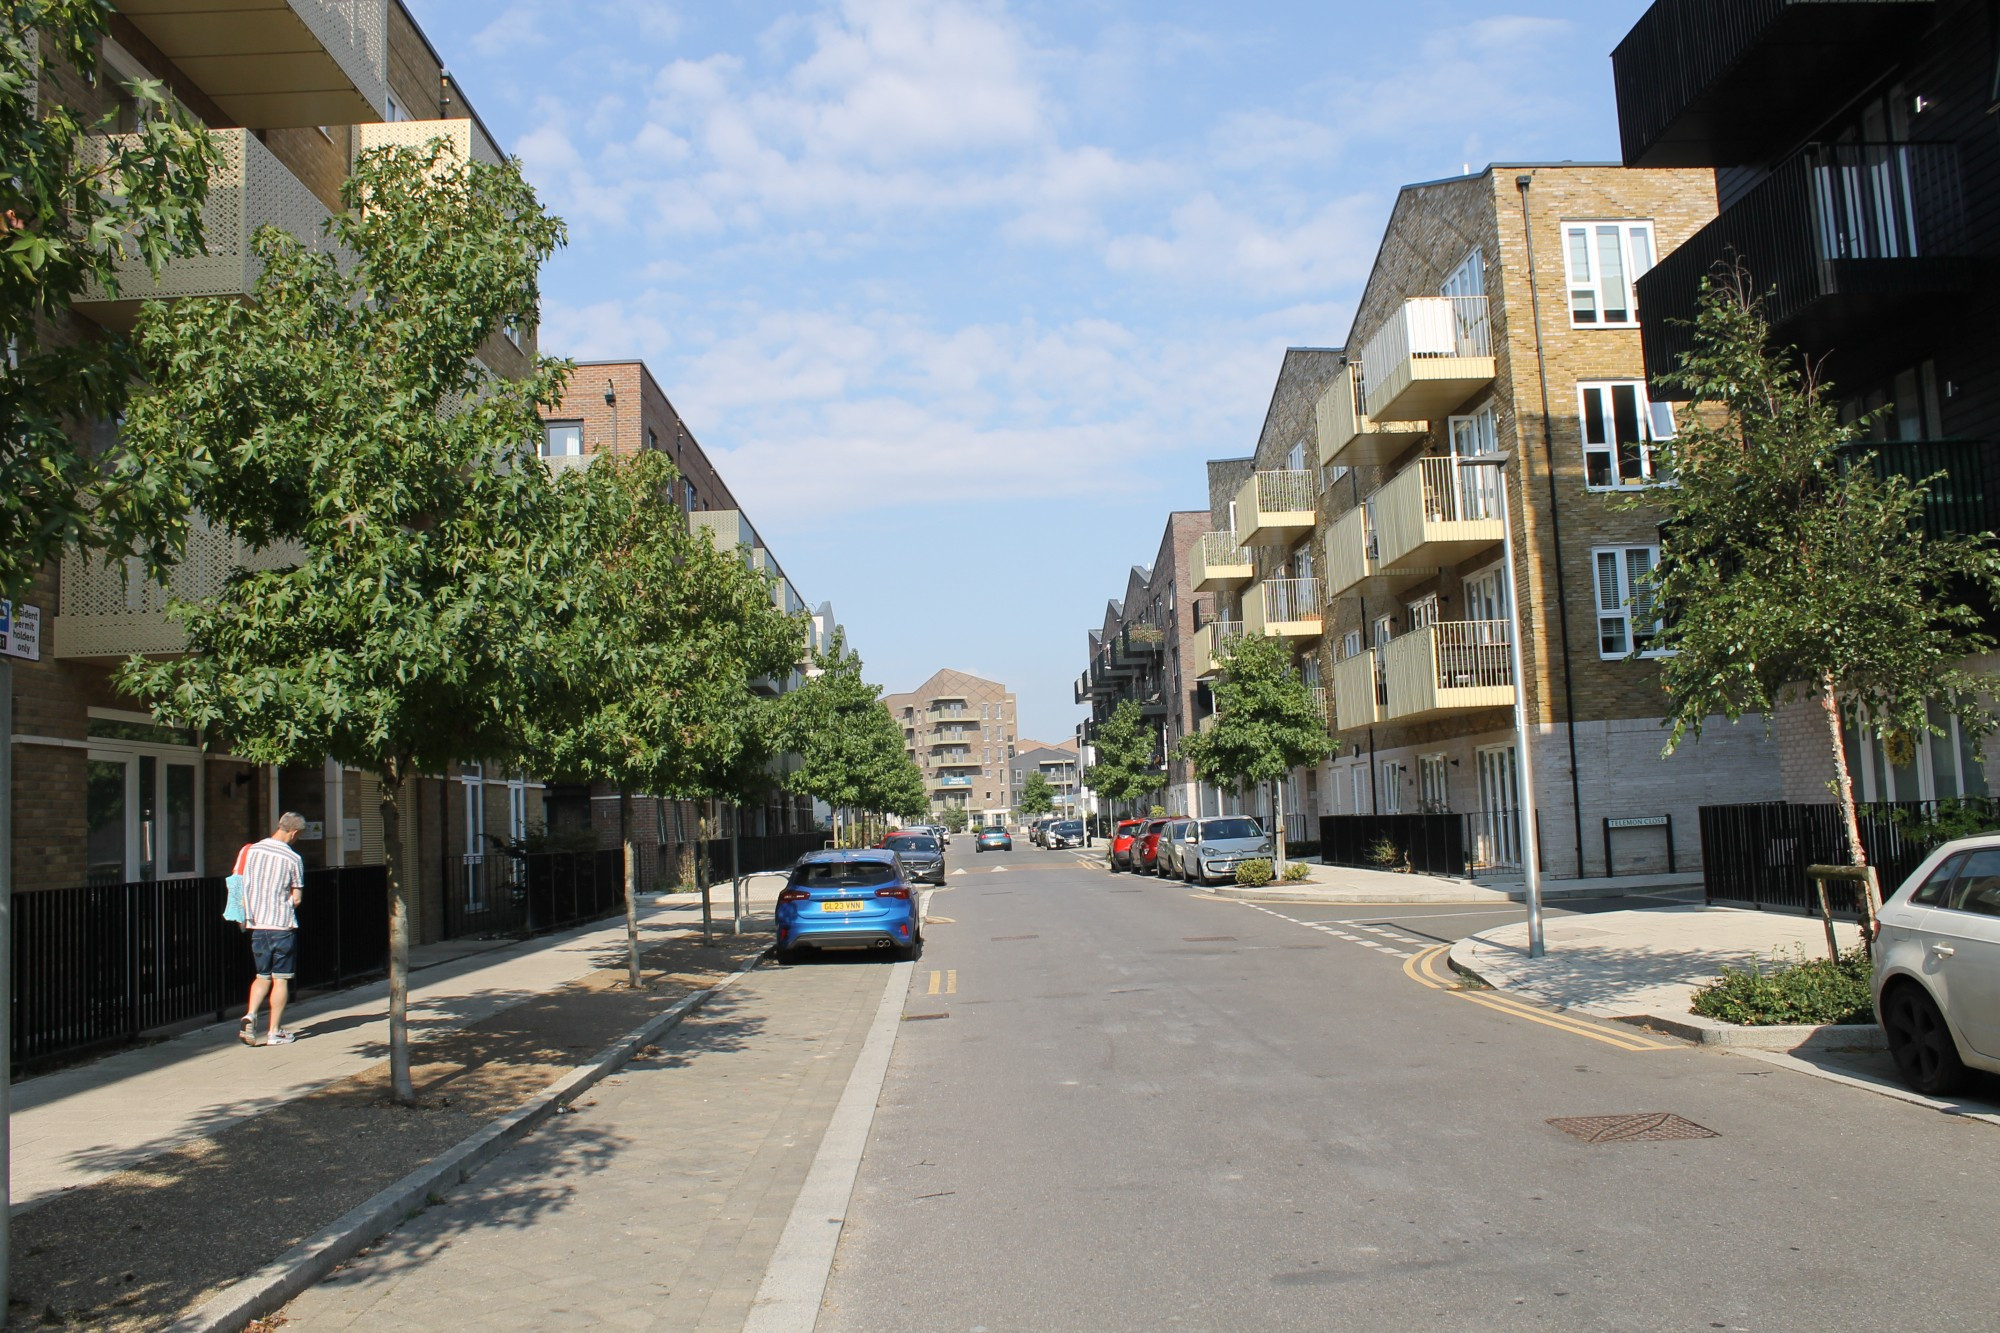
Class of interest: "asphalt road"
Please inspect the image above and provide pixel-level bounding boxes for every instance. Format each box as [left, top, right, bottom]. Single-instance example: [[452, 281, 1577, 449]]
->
[[819, 839, 2000, 1333]]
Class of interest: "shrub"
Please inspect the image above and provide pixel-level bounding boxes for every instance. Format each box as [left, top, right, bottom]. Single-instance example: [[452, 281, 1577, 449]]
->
[[1690, 947, 1875, 1026], [1282, 862, 1311, 882], [1365, 836, 1403, 870], [1234, 858, 1274, 886]]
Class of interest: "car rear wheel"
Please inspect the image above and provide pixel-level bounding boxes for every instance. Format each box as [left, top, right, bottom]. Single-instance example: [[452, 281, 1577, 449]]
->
[[1883, 983, 1967, 1095]]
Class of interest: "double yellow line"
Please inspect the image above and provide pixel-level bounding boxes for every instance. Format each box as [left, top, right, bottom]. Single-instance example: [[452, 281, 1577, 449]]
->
[[926, 969, 958, 996], [1403, 946, 1677, 1053]]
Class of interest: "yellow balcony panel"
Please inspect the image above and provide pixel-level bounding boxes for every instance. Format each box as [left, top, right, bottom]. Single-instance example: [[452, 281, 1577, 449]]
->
[[1372, 456, 1505, 571], [1331, 650, 1383, 732], [1324, 504, 1439, 601], [1192, 620, 1245, 679], [1315, 361, 1426, 469], [1190, 530, 1253, 592], [1358, 295, 1496, 423], [355, 117, 504, 170], [55, 518, 300, 658], [118, 0, 389, 128], [75, 128, 337, 330], [1246, 577, 1322, 640], [1233, 469, 1317, 547], [1383, 621, 1515, 722]]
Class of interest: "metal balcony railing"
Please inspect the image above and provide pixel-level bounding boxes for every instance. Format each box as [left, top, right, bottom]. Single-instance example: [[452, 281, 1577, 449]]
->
[[1254, 470, 1317, 515], [1259, 578, 1324, 626], [1848, 438, 1997, 540], [1384, 620, 1515, 720], [1359, 296, 1492, 419]]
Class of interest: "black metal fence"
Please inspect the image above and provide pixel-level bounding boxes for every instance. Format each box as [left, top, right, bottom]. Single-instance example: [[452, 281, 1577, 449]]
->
[[699, 831, 835, 880], [13, 865, 387, 1073], [1321, 814, 1469, 876], [445, 849, 627, 940], [1697, 798, 1988, 915]]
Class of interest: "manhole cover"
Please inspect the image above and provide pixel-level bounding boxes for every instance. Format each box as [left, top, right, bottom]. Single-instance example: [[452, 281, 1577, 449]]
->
[[1183, 936, 1237, 942], [902, 1013, 950, 1022], [1547, 1112, 1718, 1144]]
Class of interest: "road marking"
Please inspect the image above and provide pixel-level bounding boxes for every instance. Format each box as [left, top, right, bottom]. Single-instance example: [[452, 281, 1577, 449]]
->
[[1237, 903, 1415, 959], [991, 866, 1010, 873], [1404, 946, 1678, 1053], [946, 969, 956, 994]]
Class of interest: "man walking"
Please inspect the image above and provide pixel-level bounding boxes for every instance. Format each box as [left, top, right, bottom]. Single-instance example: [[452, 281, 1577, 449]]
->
[[240, 812, 308, 1047]]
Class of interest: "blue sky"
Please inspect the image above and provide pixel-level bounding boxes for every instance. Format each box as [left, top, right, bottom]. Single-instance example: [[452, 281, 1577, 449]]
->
[[408, 0, 1656, 745]]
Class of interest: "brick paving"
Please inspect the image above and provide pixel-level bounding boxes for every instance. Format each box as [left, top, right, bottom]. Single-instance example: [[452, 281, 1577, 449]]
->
[[279, 956, 895, 1332]]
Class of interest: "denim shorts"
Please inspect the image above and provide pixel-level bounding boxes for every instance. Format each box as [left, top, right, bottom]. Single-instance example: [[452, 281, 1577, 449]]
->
[[250, 929, 298, 979]]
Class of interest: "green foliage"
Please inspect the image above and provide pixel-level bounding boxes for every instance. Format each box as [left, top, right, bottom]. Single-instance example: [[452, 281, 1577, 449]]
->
[[1018, 772, 1056, 818], [780, 637, 927, 820], [0, 2, 223, 597], [1282, 861, 1311, 882], [1176, 636, 1334, 790], [1646, 277, 2000, 778], [940, 806, 968, 833], [1366, 835, 1403, 870], [1889, 797, 2000, 851], [1233, 858, 1274, 887], [1690, 947, 1875, 1027], [1086, 698, 1159, 807]]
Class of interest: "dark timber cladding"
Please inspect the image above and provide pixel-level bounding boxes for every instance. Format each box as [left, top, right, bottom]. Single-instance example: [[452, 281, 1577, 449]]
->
[[1612, 0, 1936, 169]]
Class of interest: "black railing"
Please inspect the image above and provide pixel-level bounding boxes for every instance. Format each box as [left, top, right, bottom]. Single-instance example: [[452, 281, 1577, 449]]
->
[[1845, 438, 1997, 540], [13, 865, 387, 1073], [1320, 809, 1529, 877], [1697, 798, 1989, 915], [1638, 141, 1971, 385], [700, 831, 832, 881], [1612, 0, 1936, 168]]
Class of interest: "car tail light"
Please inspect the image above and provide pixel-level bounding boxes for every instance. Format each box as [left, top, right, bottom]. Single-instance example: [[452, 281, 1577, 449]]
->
[[778, 887, 810, 904], [876, 886, 912, 900]]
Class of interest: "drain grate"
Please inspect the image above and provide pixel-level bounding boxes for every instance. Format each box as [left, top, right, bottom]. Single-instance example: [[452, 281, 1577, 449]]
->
[[1547, 1112, 1718, 1144], [902, 1012, 950, 1022], [1183, 936, 1237, 942]]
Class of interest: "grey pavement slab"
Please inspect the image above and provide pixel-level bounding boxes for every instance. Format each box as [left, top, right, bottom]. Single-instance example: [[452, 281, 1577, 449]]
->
[[279, 952, 894, 1332]]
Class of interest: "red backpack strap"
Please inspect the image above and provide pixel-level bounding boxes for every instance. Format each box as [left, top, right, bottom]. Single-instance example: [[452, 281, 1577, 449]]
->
[[233, 843, 253, 877]]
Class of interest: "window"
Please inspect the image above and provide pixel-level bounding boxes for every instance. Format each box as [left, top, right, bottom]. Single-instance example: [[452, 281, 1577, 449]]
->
[[1286, 440, 1307, 472], [1419, 755, 1450, 812], [1562, 221, 1655, 327], [385, 92, 410, 123], [1913, 854, 1965, 907], [1406, 594, 1439, 630], [1341, 630, 1363, 660], [1379, 761, 1402, 814], [1593, 546, 1663, 658], [503, 316, 524, 350], [1371, 614, 1395, 648], [1579, 381, 1674, 489], [1947, 849, 2000, 918], [1845, 702, 1991, 803], [1463, 562, 1510, 625], [648, 427, 660, 452], [542, 421, 583, 458], [1441, 248, 1484, 300], [1449, 406, 1501, 518]]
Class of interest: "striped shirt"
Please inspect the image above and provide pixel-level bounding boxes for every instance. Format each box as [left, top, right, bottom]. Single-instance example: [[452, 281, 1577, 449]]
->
[[240, 837, 305, 931]]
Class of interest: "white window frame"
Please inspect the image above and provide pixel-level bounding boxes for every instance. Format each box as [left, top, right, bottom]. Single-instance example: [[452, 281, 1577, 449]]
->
[[1579, 380, 1675, 491], [1418, 754, 1450, 813], [1561, 220, 1656, 328], [1592, 545, 1665, 659], [1379, 761, 1402, 814], [541, 420, 583, 458]]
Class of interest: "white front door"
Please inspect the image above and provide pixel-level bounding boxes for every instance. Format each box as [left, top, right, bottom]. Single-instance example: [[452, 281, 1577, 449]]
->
[[86, 748, 201, 884], [461, 770, 487, 911], [1475, 745, 1520, 869]]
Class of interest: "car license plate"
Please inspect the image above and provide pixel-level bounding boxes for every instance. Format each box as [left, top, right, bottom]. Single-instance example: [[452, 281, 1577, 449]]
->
[[821, 899, 865, 913]]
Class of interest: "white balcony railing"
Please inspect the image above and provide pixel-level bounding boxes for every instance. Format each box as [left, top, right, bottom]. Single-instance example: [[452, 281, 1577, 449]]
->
[[1383, 620, 1515, 720], [1373, 456, 1505, 570], [1359, 296, 1494, 421], [1192, 530, 1253, 590], [1260, 577, 1323, 626], [1254, 469, 1317, 515]]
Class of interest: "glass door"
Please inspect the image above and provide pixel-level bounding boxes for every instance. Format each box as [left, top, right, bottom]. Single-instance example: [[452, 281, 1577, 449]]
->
[[1475, 745, 1521, 870], [86, 751, 200, 884], [86, 756, 130, 885]]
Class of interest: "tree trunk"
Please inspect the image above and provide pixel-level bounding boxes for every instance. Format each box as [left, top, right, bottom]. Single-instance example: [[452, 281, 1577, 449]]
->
[[620, 786, 641, 989], [1820, 670, 1879, 944], [380, 765, 415, 1106], [697, 805, 713, 946], [1273, 776, 1288, 873]]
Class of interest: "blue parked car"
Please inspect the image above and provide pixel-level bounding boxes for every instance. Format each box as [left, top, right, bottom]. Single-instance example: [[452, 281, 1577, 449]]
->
[[775, 848, 922, 962], [976, 826, 1012, 853]]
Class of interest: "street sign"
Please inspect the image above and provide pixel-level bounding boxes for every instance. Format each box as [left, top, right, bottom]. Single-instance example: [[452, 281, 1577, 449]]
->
[[0, 601, 39, 662], [1605, 815, 1668, 829]]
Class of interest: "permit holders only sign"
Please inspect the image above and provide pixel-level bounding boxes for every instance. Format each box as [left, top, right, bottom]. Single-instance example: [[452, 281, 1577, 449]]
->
[[0, 601, 41, 661]]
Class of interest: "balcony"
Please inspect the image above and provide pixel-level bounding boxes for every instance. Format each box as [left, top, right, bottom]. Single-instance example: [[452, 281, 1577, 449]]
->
[[1192, 620, 1246, 679], [1613, 0, 1935, 169], [1850, 438, 1998, 541], [1190, 531, 1253, 592], [1383, 621, 1515, 722], [355, 118, 502, 170], [1233, 470, 1317, 547], [1325, 502, 1438, 600], [1305, 685, 1333, 731], [1372, 457, 1505, 571], [692, 509, 757, 551], [55, 518, 300, 657], [1331, 650, 1384, 731], [117, 0, 390, 128], [1244, 578, 1323, 640], [1358, 296, 1494, 423], [1315, 362, 1426, 469], [75, 128, 336, 329], [1637, 142, 1975, 388]]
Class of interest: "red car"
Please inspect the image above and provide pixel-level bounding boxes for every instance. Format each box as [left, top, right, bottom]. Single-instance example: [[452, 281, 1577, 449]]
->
[[1134, 818, 1172, 874], [1107, 818, 1146, 872]]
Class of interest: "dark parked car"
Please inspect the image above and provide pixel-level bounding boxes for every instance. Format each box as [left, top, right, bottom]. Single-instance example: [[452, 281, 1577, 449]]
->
[[1108, 818, 1146, 872], [879, 831, 945, 885], [1047, 819, 1085, 849]]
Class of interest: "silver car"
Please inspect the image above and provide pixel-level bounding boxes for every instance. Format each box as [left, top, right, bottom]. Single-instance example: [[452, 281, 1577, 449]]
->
[[1158, 818, 1195, 878], [1874, 834, 2000, 1094], [1180, 816, 1271, 884]]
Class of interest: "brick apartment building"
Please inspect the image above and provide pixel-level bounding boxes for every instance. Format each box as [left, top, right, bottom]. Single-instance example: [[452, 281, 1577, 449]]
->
[[1305, 163, 1784, 877], [882, 670, 1018, 825]]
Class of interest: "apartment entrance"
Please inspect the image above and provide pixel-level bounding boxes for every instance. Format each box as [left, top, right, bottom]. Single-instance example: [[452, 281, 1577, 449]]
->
[[85, 747, 200, 886], [1474, 744, 1520, 871]]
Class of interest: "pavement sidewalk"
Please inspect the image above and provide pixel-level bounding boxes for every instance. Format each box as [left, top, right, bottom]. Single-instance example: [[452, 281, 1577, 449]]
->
[[1206, 863, 1700, 905], [1447, 903, 1872, 1047], [12, 873, 791, 1216]]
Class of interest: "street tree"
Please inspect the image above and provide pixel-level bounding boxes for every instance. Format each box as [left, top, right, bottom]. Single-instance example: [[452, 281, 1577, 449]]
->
[[0, 2, 222, 597], [1018, 772, 1055, 819], [526, 450, 803, 982], [1645, 275, 2000, 932], [781, 639, 927, 844], [1086, 698, 1161, 818], [939, 806, 968, 834], [117, 139, 569, 1105], [1176, 634, 1335, 871]]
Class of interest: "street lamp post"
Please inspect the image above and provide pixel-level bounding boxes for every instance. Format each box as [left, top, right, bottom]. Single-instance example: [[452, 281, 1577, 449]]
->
[[1456, 454, 1545, 958]]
